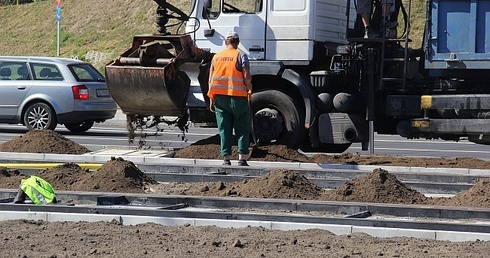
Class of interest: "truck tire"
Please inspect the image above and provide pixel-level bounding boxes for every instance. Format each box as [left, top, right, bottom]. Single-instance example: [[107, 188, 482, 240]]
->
[[64, 121, 94, 133], [23, 102, 58, 131], [251, 90, 304, 149]]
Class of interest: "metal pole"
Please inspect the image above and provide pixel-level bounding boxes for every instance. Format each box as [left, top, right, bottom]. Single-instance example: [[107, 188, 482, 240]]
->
[[367, 48, 375, 154], [57, 21, 60, 57], [56, 0, 61, 57], [369, 121, 374, 154]]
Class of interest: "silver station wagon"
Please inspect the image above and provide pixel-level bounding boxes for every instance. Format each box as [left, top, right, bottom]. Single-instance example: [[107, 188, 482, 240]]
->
[[0, 56, 117, 133]]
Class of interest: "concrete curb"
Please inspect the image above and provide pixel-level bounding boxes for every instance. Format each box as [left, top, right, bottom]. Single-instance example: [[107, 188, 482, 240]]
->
[[1, 151, 490, 176]]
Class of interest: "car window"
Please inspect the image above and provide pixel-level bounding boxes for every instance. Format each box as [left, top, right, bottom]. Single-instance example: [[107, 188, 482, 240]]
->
[[69, 64, 105, 82], [31, 63, 63, 81], [0, 62, 30, 80]]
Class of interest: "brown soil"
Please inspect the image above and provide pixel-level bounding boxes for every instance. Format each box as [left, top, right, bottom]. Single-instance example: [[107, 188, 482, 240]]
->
[[1, 130, 490, 256], [2, 163, 490, 257], [0, 130, 90, 154], [35, 157, 158, 193], [319, 168, 429, 204], [174, 134, 490, 169], [3, 159, 489, 207]]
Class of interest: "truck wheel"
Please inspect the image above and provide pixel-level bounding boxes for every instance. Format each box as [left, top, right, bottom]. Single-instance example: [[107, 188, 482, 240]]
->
[[251, 90, 304, 149], [65, 121, 95, 133], [23, 102, 58, 131]]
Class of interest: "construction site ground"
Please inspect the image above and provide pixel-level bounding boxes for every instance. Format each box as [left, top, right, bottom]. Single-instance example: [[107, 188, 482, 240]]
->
[[0, 130, 489, 257]]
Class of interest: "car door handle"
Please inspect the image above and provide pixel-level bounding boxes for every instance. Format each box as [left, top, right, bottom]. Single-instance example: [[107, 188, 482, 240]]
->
[[17, 86, 26, 90]]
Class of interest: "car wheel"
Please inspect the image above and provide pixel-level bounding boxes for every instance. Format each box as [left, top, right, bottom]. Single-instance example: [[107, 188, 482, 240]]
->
[[64, 121, 95, 133], [23, 102, 58, 130], [251, 90, 304, 149]]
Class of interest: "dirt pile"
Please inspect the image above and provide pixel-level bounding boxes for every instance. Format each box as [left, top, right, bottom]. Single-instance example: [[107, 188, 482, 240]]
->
[[36, 163, 89, 191], [430, 177, 490, 207], [2, 154, 490, 256], [148, 169, 323, 199], [0, 131, 489, 207], [230, 169, 323, 199], [308, 152, 490, 169], [73, 157, 157, 193], [0, 167, 23, 188], [320, 168, 429, 204], [2, 163, 490, 207], [174, 134, 490, 169], [148, 168, 490, 207], [173, 134, 309, 162], [0, 130, 90, 154], [0, 158, 156, 194], [1, 130, 489, 169]]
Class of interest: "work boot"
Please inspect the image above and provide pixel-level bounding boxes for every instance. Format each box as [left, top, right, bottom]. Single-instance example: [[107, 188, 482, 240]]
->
[[363, 26, 371, 39], [238, 159, 249, 166], [364, 27, 379, 39], [222, 159, 231, 166]]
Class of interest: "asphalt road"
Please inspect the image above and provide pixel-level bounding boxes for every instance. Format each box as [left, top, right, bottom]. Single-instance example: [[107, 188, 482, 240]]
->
[[0, 119, 489, 160]]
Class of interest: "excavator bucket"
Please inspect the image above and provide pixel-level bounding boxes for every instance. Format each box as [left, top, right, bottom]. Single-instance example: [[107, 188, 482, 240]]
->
[[105, 34, 213, 117], [105, 63, 190, 117]]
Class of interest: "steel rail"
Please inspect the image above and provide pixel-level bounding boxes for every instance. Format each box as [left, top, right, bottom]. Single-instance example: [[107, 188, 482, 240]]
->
[[2, 190, 490, 241]]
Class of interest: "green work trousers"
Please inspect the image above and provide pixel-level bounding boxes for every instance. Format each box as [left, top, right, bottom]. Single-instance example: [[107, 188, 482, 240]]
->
[[214, 95, 251, 157]]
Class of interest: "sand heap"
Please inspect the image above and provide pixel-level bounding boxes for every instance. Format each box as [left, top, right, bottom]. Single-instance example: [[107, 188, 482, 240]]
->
[[1, 130, 489, 169], [0, 130, 90, 154], [0, 158, 157, 194], [73, 157, 158, 193], [320, 168, 429, 204], [36, 163, 89, 191], [197, 169, 323, 199], [233, 169, 323, 199], [173, 134, 310, 162], [175, 134, 490, 169], [430, 177, 490, 207], [308, 152, 490, 170], [2, 164, 490, 207], [154, 168, 429, 204], [0, 167, 23, 189]]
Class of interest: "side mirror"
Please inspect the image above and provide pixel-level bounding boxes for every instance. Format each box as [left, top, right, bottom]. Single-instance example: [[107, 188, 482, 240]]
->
[[202, 7, 210, 19], [202, 0, 212, 19], [204, 0, 212, 9]]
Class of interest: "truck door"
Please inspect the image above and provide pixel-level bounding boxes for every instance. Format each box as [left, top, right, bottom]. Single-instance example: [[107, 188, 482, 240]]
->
[[188, 0, 266, 60]]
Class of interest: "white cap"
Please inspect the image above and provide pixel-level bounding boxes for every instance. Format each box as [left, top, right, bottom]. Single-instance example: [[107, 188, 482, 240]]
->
[[226, 31, 239, 40]]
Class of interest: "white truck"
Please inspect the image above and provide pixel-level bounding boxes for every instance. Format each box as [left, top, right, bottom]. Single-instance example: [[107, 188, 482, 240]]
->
[[106, 0, 490, 152]]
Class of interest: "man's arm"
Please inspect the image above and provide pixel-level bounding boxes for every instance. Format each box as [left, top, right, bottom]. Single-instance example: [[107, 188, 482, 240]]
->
[[208, 63, 215, 112], [242, 66, 252, 92]]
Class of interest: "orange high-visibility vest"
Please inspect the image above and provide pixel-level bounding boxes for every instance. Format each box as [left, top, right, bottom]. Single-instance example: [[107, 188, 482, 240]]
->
[[208, 49, 248, 100]]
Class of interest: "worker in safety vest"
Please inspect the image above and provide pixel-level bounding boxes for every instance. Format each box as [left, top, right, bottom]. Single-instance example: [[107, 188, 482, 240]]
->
[[208, 31, 253, 166], [13, 175, 57, 205]]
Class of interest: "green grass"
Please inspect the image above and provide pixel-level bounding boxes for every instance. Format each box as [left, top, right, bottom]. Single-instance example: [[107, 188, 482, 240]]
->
[[0, 0, 426, 72]]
